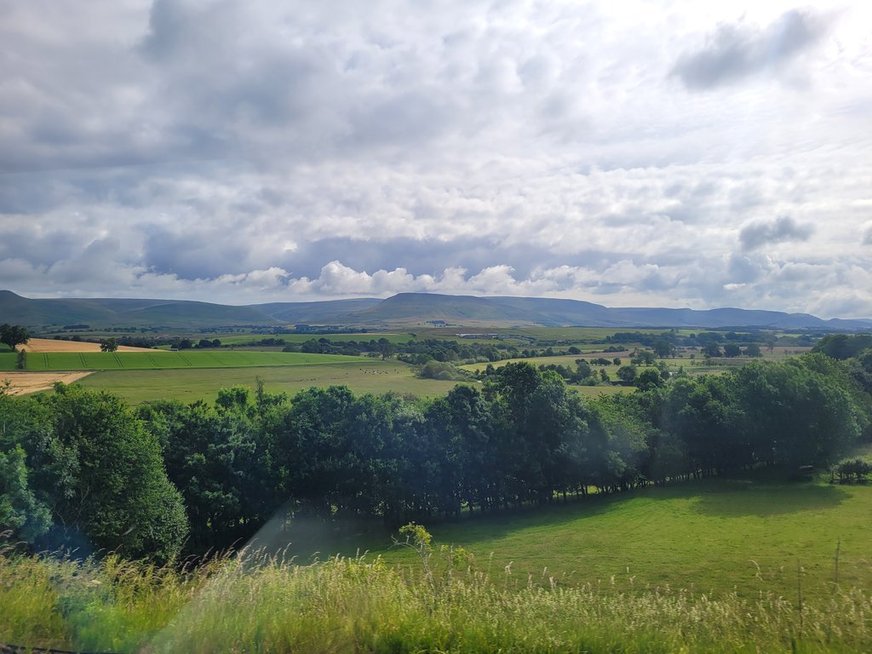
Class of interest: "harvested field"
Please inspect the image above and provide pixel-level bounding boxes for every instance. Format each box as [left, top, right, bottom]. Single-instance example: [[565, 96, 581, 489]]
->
[[1, 371, 93, 395], [20, 338, 161, 353]]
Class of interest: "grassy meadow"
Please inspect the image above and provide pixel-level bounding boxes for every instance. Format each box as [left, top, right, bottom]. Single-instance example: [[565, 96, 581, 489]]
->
[[376, 477, 872, 601], [77, 360, 467, 404], [2, 474, 870, 653], [14, 350, 372, 371]]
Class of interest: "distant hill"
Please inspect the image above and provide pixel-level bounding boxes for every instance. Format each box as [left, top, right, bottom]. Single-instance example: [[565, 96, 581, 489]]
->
[[0, 290, 275, 329], [2, 289, 871, 331]]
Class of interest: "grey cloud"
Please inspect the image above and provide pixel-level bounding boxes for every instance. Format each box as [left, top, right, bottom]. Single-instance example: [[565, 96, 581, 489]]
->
[[864, 227, 872, 246], [47, 237, 124, 285], [726, 253, 762, 283], [672, 10, 830, 90], [739, 216, 814, 251], [0, 229, 82, 268], [143, 227, 252, 279]]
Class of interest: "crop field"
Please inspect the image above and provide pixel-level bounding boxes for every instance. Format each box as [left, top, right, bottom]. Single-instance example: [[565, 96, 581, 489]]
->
[[0, 371, 93, 395], [77, 360, 466, 404], [19, 337, 156, 353], [16, 350, 371, 371]]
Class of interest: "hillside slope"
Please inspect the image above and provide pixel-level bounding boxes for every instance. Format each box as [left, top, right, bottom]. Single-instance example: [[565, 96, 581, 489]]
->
[[3, 289, 871, 330]]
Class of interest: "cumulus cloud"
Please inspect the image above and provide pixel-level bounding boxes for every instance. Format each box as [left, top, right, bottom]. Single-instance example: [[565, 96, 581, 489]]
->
[[671, 9, 831, 90], [739, 216, 814, 251]]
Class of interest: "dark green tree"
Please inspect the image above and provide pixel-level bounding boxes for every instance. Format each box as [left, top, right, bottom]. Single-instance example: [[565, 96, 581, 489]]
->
[[0, 324, 29, 351], [99, 337, 118, 352], [10, 386, 189, 562]]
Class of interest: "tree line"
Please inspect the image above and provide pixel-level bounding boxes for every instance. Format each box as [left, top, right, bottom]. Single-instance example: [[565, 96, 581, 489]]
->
[[2, 348, 870, 563]]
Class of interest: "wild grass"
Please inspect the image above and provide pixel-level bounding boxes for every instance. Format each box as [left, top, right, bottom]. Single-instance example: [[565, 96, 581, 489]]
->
[[1, 544, 869, 653]]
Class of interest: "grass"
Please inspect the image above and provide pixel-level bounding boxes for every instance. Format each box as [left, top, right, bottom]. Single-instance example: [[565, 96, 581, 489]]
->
[[2, 477, 871, 651], [20, 350, 371, 371], [77, 360, 468, 404], [0, 352, 18, 371], [369, 476, 872, 603], [3, 492, 871, 652]]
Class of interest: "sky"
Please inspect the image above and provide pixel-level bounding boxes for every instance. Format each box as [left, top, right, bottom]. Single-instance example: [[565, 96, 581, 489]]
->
[[1, 1, 871, 317]]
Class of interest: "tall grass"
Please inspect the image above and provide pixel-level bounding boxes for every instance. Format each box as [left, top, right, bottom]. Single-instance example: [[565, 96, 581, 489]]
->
[[1, 545, 869, 653]]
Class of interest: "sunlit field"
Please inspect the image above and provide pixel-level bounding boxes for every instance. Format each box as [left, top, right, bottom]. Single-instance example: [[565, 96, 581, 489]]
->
[[77, 360, 466, 404]]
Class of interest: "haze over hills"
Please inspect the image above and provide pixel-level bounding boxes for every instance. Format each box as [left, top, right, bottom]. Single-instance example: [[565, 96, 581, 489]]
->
[[2, 290, 871, 331]]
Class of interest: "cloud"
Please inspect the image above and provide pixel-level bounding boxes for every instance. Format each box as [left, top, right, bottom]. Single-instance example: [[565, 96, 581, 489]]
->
[[863, 225, 872, 246], [1, 1, 871, 316], [739, 216, 814, 251], [671, 9, 830, 90]]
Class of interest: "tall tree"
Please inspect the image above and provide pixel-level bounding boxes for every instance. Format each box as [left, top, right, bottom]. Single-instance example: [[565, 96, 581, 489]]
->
[[26, 385, 188, 562]]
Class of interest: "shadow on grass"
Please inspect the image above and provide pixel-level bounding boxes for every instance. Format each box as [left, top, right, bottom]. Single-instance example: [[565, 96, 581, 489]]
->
[[692, 480, 849, 517], [238, 478, 853, 560]]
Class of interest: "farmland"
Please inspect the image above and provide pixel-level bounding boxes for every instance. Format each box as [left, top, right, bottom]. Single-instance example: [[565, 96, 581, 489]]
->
[[77, 361, 464, 404], [10, 350, 371, 371], [0, 326, 814, 403]]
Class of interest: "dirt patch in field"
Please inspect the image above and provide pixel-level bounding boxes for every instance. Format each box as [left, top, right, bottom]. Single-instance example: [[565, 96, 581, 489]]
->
[[20, 338, 161, 353], [1, 371, 93, 395]]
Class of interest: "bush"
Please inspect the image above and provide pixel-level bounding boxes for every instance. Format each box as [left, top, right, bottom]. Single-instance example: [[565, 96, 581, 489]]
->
[[834, 458, 872, 484], [419, 360, 468, 381]]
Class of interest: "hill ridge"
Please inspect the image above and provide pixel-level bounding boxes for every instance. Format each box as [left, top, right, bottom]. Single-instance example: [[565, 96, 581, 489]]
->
[[2, 290, 871, 330]]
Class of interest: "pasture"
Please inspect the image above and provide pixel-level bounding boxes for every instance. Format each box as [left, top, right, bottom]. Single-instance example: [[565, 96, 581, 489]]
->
[[77, 360, 466, 404], [16, 350, 371, 371], [347, 475, 872, 602]]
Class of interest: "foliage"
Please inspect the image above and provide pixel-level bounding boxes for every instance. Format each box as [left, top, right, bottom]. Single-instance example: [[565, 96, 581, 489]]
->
[[834, 458, 872, 483], [813, 333, 872, 360], [99, 337, 118, 352], [419, 359, 469, 381], [2, 352, 871, 562], [0, 323, 29, 351], [0, 444, 52, 541], [0, 386, 188, 561]]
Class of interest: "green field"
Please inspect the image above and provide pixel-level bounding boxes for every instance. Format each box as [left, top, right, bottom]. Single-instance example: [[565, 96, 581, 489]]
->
[[0, 351, 18, 371], [18, 350, 370, 371], [78, 360, 467, 404], [351, 474, 872, 601]]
